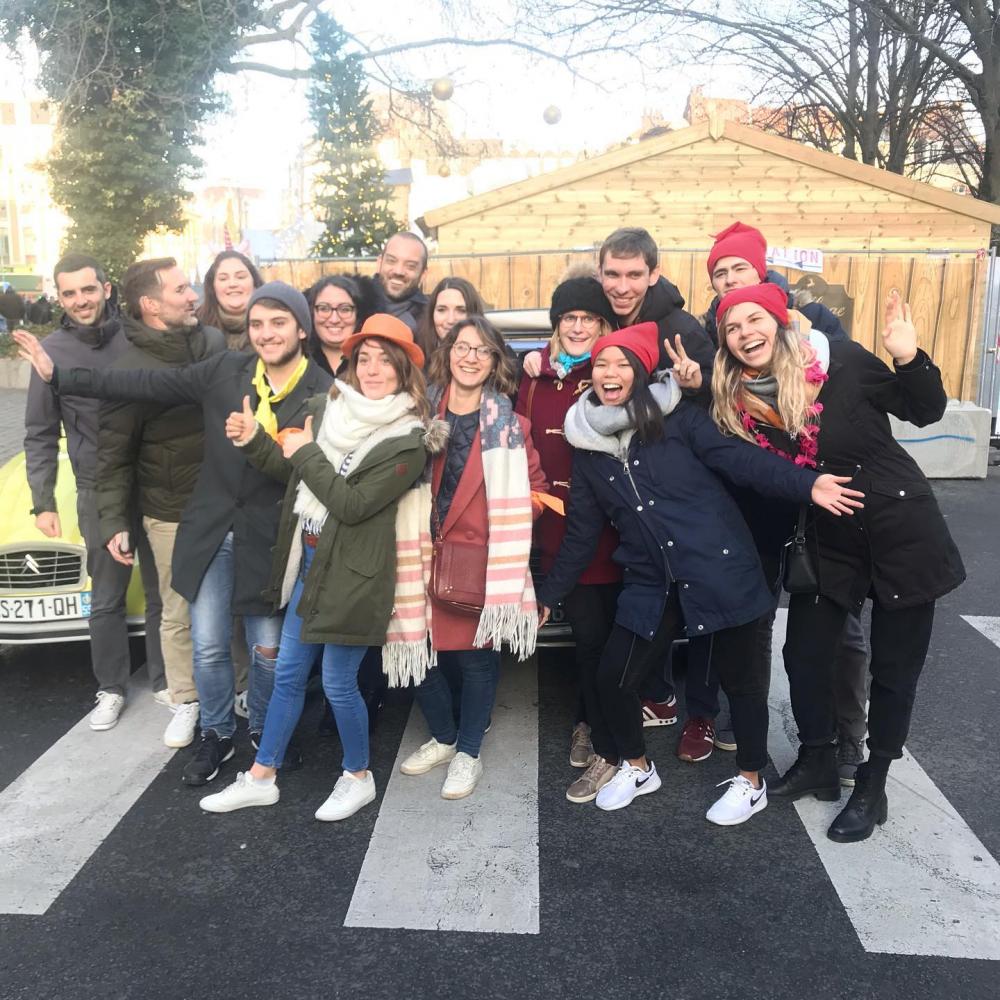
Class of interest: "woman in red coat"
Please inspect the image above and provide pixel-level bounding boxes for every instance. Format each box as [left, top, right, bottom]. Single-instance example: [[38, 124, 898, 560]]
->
[[400, 316, 548, 800], [514, 276, 627, 804]]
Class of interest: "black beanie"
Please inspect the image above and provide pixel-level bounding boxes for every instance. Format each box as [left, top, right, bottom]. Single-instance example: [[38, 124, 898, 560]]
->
[[549, 277, 617, 329]]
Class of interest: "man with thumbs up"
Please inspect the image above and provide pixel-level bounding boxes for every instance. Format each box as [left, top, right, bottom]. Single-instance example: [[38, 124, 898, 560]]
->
[[16, 281, 332, 786]]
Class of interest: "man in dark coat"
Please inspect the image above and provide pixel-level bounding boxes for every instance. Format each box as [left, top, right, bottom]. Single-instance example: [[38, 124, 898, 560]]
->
[[22, 253, 164, 732], [598, 226, 715, 380], [373, 231, 429, 332], [16, 282, 333, 787]]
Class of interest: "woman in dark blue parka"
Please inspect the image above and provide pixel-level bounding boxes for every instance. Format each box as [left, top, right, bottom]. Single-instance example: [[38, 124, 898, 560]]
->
[[536, 322, 863, 826]]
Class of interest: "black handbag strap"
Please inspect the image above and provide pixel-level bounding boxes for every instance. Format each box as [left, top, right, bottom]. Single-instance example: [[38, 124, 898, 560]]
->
[[794, 503, 808, 542]]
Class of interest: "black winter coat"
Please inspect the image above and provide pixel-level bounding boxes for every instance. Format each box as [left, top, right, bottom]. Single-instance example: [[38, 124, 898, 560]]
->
[[536, 401, 818, 639], [754, 342, 965, 610], [55, 352, 332, 615]]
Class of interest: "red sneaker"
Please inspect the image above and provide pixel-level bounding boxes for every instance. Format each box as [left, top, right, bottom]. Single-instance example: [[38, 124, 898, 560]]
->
[[677, 717, 715, 762], [641, 695, 678, 728]]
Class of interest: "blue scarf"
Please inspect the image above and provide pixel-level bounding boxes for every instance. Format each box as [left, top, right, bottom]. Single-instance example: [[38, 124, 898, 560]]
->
[[554, 350, 591, 380]]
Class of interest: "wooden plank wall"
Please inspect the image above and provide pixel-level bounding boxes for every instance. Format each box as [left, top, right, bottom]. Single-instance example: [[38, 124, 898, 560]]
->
[[260, 250, 987, 399]]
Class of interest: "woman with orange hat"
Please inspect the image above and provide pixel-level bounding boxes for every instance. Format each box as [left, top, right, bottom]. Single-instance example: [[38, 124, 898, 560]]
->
[[536, 321, 863, 823], [200, 314, 447, 822], [710, 283, 965, 841]]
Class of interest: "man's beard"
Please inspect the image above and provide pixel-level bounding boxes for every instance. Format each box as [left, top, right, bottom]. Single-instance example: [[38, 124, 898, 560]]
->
[[259, 341, 303, 369]]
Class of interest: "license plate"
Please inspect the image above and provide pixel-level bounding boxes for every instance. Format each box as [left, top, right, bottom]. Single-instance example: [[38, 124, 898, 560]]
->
[[0, 592, 91, 622]]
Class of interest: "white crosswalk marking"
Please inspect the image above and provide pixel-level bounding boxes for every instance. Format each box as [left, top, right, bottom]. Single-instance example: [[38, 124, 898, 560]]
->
[[961, 615, 1000, 651], [769, 609, 1000, 959], [345, 655, 539, 934], [0, 675, 173, 915]]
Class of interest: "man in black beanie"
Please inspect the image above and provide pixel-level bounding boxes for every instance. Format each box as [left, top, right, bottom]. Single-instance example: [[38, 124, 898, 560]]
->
[[16, 280, 332, 786]]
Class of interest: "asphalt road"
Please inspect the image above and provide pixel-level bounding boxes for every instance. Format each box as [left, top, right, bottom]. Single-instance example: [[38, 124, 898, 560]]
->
[[0, 386, 998, 1000]]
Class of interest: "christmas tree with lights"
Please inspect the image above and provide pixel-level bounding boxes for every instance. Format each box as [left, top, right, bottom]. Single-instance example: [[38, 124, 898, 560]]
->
[[309, 13, 399, 257]]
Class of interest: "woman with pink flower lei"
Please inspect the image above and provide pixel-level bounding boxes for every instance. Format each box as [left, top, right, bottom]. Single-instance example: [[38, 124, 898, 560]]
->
[[709, 282, 965, 844]]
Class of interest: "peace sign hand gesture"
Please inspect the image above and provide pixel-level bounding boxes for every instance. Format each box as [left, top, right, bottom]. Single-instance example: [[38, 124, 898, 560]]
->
[[663, 334, 702, 390], [881, 289, 918, 366]]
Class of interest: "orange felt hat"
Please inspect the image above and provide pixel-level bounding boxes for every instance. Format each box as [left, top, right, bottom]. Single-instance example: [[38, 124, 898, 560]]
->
[[341, 313, 425, 369]]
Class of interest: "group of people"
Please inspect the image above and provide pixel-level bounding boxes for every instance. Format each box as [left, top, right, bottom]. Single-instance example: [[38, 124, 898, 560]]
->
[[17, 221, 964, 842]]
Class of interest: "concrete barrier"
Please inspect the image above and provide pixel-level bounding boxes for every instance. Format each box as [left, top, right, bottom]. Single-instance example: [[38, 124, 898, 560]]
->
[[0, 360, 29, 390], [890, 400, 992, 479]]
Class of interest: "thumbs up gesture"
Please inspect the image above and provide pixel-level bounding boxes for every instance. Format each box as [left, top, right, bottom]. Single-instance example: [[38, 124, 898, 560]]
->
[[281, 415, 314, 458], [225, 394, 258, 444]]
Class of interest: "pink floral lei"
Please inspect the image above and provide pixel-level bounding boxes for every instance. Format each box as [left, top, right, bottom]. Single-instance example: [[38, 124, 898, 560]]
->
[[738, 356, 828, 469]]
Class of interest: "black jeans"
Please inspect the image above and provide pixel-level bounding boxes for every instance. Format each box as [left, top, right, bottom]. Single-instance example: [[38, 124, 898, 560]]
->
[[564, 582, 621, 728], [591, 588, 771, 772], [783, 594, 934, 759]]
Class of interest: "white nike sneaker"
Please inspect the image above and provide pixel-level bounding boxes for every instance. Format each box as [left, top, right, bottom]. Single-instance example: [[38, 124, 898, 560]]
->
[[706, 775, 768, 826], [163, 701, 199, 749], [199, 772, 279, 813], [595, 760, 661, 811], [89, 691, 125, 731]]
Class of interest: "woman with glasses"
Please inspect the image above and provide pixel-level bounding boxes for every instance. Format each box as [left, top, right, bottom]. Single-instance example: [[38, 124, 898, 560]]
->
[[514, 274, 626, 801], [415, 277, 486, 363], [400, 316, 548, 800], [305, 275, 378, 377]]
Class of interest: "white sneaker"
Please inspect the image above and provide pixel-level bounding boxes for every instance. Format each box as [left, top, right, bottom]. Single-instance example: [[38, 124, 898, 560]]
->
[[706, 775, 768, 826], [164, 701, 200, 749], [234, 689, 248, 719], [315, 771, 376, 821], [89, 691, 125, 731], [595, 760, 661, 811], [152, 688, 173, 709], [400, 737, 457, 775], [199, 772, 279, 813], [441, 752, 483, 800]]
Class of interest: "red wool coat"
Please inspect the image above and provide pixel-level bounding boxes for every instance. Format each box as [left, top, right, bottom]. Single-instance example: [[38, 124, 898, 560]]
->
[[514, 349, 621, 586], [430, 407, 548, 651]]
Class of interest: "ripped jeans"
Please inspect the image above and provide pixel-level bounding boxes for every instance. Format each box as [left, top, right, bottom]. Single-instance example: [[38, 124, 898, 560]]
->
[[190, 532, 283, 739]]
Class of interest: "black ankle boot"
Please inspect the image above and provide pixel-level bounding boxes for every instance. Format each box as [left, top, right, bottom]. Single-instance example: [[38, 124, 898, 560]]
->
[[827, 762, 888, 843], [769, 743, 840, 801]]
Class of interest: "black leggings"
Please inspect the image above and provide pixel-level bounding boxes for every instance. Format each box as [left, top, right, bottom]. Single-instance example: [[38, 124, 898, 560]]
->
[[783, 594, 934, 759], [588, 587, 772, 772], [563, 582, 621, 727]]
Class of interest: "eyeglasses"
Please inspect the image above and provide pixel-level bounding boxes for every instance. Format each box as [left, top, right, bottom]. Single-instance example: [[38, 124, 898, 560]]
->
[[559, 312, 601, 329], [451, 341, 495, 361], [315, 302, 357, 318]]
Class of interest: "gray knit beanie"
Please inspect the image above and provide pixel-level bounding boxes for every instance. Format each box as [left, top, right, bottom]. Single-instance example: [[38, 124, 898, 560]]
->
[[247, 281, 311, 333]]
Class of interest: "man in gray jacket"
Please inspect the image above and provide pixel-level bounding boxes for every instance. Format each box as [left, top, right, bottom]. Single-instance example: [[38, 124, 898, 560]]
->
[[24, 253, 164, 732]]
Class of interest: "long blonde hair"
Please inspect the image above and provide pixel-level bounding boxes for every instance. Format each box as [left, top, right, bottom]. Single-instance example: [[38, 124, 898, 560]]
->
[[711, 315, 818, 442]]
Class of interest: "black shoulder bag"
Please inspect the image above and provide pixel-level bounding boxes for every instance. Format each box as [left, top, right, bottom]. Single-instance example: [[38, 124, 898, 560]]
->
[[783, 505, 818, 594]]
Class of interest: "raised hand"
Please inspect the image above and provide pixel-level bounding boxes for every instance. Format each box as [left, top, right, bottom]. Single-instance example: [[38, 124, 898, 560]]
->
[[664, 334, 702, 390], [13, 330, 55, 383], [881, 289, 918, 365], [281, 415, 314, 458], [34, 512, 61, 538], [225, 394, 258, 444], [811, 474, 865, 517]]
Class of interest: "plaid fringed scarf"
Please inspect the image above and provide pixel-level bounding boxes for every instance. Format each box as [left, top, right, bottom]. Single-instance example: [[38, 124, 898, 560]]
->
[[467, 388, 538, 660]]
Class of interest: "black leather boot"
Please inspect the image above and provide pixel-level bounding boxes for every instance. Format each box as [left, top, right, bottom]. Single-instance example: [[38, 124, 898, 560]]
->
[[769, 743, 840, 801], [827, 762, 888, 843]]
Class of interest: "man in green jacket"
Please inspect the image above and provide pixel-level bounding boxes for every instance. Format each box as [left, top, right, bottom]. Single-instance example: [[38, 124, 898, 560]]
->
[[96, 258, 225, 742]]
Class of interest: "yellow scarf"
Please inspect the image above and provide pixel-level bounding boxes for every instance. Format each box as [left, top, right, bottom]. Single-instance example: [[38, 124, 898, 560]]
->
[[251, 355, 309, 440]]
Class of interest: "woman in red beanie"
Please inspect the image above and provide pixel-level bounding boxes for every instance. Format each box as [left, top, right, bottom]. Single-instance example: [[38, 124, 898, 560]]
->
[[536, 322, 863, 824], [515, 274, 625, 800], [710, 283, 965, 841]]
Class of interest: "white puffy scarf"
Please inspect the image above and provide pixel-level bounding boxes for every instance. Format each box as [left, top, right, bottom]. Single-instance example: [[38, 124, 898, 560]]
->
[[293, 379, 424, 529]]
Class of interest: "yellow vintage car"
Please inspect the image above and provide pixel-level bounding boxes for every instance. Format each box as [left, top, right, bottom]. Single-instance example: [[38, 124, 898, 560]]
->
[[0, 441, 146, 644]]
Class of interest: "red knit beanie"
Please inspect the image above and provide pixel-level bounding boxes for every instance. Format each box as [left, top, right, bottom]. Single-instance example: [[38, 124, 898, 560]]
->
[[706, 222, 768, 281], [593, 321, 659, 374], [716, 283, 789, 330]]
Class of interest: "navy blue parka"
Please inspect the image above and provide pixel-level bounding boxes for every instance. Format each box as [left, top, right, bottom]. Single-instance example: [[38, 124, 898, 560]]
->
[[535, 401, 819, 639]]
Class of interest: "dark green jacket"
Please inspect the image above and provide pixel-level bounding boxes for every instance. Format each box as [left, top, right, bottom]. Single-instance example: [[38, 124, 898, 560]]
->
[[56, 314, 225, 538], [247, 394, 428, 645]]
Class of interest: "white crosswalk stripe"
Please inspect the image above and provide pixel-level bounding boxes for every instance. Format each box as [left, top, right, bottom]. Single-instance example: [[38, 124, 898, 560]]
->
[[961, 615, 1000, 651], [769, 609, 1000, 959]]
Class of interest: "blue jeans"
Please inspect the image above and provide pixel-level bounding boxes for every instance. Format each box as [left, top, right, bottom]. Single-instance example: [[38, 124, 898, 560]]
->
[[414, 649, 500, 758], [255, 544, 370, 772], [190, 533, 283, 739]]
